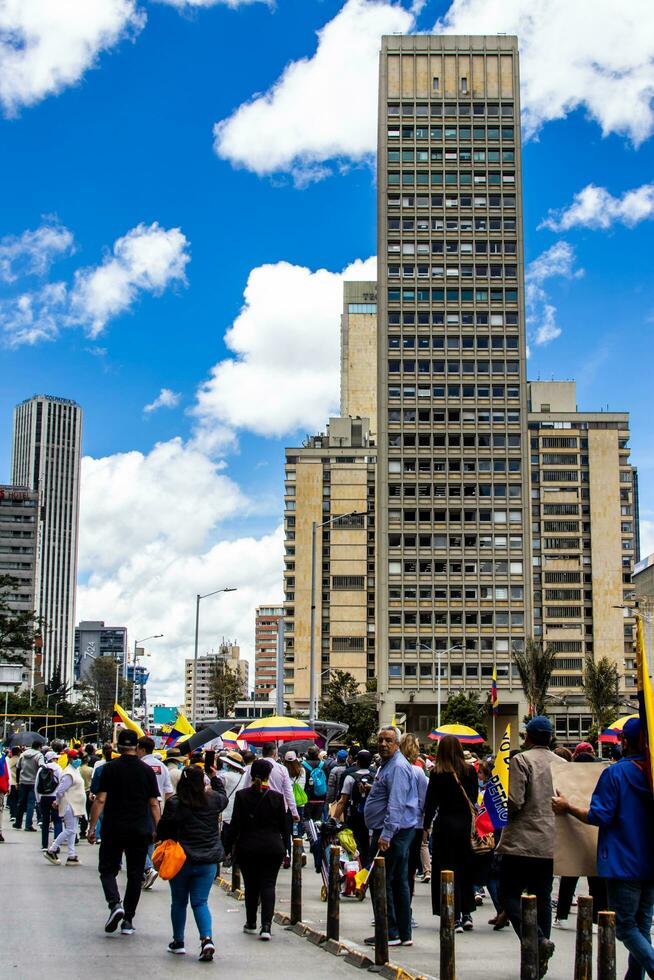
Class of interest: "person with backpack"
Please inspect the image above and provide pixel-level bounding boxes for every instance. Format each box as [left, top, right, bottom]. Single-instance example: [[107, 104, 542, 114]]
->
[[332, 749, 373, 865], [35, 750, 63, 851], [302, 746, 328, 823], [42, 748, 87, 866], [13, 740, 44, 831], [326, 749, 349, 805]]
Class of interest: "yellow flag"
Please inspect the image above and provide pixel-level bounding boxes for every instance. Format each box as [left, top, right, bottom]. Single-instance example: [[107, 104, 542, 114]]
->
[[635, 615, 654, 788], [113, 703, 145, 739]]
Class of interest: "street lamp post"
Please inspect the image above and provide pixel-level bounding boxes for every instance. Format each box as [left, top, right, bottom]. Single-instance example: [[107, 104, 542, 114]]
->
[[131, 634, 163, 721], [309, 512, 364, 728], [419, 642, 462, 729], [191, 589, 237, 728]]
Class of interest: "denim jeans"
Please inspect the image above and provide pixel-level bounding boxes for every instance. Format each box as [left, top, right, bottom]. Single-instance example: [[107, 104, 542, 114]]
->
[[370, 827, 414, 942], [14, 784, 36, 829], [607, 879, 654, 980], [169, 862, 217, 942]]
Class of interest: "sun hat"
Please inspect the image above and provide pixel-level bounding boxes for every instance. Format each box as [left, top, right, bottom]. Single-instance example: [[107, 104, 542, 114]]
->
[[284, 750, 298, 762], [222, 751, 244, 771]]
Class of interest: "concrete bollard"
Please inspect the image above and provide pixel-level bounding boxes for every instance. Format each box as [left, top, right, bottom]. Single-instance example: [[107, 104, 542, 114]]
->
[[439, 870, 456, 980], [598, 910, 617, 980], [231, 861, 241, 893], [327, 845, 341, 941], [290, 837, 303, 925], [520, 895, 539, 980], [574, 895, 593, 980], [371, 856, 389, 967]]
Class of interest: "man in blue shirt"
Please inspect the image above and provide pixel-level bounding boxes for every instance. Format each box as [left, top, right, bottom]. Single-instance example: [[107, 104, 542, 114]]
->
[[553, 717, 654, 980], [363, 726, 420, 947]]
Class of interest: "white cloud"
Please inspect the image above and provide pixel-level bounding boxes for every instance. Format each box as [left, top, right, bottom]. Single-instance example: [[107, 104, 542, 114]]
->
[[213, 0, 413, 181], [0, 0, 145, 116], [70, 222, 190, 338], [525, 241, 582, 347], [541, 183, 654, 232], [436, 0, 654, 144], [77, 437, 281, 703], [0, 281, 68, 347], [0, 221, 74, 282], [144, 387, 181, 413], [156, 0, 267, 7], [192, 255, 377, 441]]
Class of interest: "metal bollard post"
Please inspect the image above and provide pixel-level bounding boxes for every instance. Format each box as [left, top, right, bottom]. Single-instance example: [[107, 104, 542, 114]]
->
[[598, 911, 617, 980], [520, 895, 539, 980], [574, 895, 593, 980], [290, 837, 303, 925], [327, 845, 341, 941], [231, 860, 241, 893], [439, 870, 456, 980], [371, 856, 389, 967]]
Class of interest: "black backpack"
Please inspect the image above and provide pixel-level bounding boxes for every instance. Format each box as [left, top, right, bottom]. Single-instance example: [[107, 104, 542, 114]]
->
[[349, 770, 372, 816], [36, 765, 59, 796]]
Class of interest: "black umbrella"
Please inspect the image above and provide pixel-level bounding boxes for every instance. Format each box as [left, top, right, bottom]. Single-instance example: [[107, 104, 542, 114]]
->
[[6, 731, 46, 748], [176, 721, 236, 755], [277, 739, 315, 756]]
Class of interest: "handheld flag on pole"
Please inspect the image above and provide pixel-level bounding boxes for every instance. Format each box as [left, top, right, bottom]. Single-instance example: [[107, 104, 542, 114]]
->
[[163, 712, 195, 747], [490, 667, 499, 715], [113, 703, 145, 739], [636, 615, 654, 790], [476, 723, 511, 837]]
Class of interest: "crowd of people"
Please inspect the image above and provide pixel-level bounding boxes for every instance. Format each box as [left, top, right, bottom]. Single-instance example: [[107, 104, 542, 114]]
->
[[2, 716, 654, 979]]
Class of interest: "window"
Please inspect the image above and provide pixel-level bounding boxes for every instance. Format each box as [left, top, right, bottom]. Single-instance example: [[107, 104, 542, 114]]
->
[[332, 637, 365, 651], [332, 576, 365, 590], [433, 76, 439, 92]]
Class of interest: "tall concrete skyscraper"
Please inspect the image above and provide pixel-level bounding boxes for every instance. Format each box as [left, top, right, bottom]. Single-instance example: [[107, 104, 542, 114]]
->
[[376, 36, 531, 735], [11, 395, 82, 689]]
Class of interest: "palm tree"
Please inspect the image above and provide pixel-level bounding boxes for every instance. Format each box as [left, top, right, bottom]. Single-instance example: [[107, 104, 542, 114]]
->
[[582, 656, 621, 733], [512, 639, 557, 717]]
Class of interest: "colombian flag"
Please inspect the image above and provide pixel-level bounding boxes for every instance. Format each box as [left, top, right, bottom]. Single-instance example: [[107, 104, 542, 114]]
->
[[636, 615, 654, 789], [163, 712, 195, 747], [476, 723, 510, 836], [113, 703, 145, 739], [490, 666, 499, 716]]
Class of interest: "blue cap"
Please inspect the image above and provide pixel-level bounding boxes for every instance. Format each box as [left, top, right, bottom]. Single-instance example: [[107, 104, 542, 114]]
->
[[526, 715, 553, 738], [337, 749, 348, 761], [622, 717, 642, 744]]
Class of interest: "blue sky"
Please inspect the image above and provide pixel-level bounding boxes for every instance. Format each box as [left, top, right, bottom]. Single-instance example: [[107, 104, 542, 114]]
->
[[0, 0, 652, 702]]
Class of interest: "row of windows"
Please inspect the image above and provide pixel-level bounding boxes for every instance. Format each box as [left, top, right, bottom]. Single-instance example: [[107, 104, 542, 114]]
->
[[389, 456, 522, 474], [389, 433, 520, 450], [390, 633, 521, 654], [389, 334, 519, 350], [387, 104, 515, 121], [389, 216, 516, 233], [389, 584, 524, 601], [389, 384, 520, 400], [389, 148, 515, 163], [388, 662, 516, 681], [388, 192, 516, 209], [388, 359, 520, 375], [389, 530, 524, 548], [388, 287, 519, 303], [389, 508, 522, 524], [390, 610, 525, 627], [389, 484, 523, 501], [389, 310, 519, 326], [388, 171, 516, 187], [388, 264, 517, 280], [389, 558, 524, 576], [390, 239, 517, 254]]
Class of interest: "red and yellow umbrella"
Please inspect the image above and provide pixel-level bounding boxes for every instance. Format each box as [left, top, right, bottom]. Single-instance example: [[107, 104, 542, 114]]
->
[[428, 723, 484, 745], [241, 715, 318, 744]]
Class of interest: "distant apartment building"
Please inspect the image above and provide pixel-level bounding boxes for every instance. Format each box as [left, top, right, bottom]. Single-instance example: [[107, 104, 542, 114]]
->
[[528, 381, 638, 742], [74, 620, 128, 682], [184, 640, 248, 724], [0, 484, 40, 686], [254, 605, 283, 701], [11, 395, 82, 688], [341, 281, 378, 437], [283, 416, 375, 716]]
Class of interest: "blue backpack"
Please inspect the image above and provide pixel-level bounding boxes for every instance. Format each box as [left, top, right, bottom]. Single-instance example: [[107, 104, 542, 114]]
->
[[303, 760, 327, 797]]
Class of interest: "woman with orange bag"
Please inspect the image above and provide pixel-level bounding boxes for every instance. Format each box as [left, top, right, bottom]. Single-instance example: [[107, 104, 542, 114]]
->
[[157, 765, 227, 960]]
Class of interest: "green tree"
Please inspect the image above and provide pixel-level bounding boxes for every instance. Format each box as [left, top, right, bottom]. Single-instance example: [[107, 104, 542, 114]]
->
[[87, 656, 132, 740], [3, 688, 99, 742], [0, 573, 43, 663], [512, 638, 557, 717], [583, 655, 621, 733], [209, 657, 244, 718], [318, 671, 378, 746], [440, 691, 488, 739]]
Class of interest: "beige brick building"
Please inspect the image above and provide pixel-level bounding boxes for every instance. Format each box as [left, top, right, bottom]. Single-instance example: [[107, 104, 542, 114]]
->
[[184, 640, 248, 724]]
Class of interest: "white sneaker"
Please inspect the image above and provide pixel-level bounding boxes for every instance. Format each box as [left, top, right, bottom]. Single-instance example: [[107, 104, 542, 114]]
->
[[142, 868, 158, 890], [553, 919, 568, 930]]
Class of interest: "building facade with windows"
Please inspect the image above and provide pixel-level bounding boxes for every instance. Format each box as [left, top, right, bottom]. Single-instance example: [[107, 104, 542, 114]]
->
[[184, 641, 248, 724], [11, 395, 82, 689], [376, 35, 531, 739], [254, 605, 284, 701], [0, 484, 40, 687], [528, 381, 638, 742], [341, 281, 378, 436], [74, 620, 128, 682], [283, 416, 375, 715]]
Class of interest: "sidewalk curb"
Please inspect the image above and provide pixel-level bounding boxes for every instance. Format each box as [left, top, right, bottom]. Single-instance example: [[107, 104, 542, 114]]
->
[[214, 876, 433, 980]]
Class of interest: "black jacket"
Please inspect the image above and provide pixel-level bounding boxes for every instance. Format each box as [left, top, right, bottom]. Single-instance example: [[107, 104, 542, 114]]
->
[[157, 788, 227, 864], [226, 786, 286, 859]]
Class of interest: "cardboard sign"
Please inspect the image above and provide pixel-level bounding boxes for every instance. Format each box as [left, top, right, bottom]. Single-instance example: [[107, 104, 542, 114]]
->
[[552, 762, 607, 877]]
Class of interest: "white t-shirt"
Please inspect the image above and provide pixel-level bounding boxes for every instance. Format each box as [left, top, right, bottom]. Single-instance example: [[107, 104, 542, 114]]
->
[[140, 753, 173, 801]]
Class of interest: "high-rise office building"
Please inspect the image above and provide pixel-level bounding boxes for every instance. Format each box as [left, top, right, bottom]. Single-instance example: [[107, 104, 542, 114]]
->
[[528, 381, 638, 741], [184, 640, 248, 723], [0, 484, 40, 685], [283, 416, 375, 715], [74, 620, 128, 682], [11, 395, 82, 689], [254, 605, 284, 701], [376, 36, 531, 736]]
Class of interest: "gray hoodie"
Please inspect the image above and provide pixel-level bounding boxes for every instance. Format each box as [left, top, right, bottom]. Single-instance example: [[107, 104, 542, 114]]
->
[[17, 748, 44, 785]]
